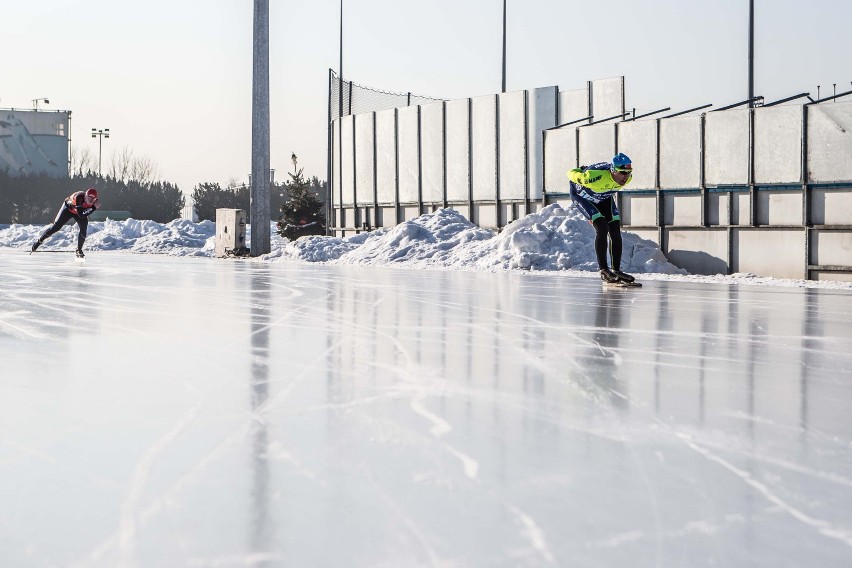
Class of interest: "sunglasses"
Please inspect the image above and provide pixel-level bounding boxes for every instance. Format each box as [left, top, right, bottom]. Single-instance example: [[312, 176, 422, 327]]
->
[[613, 167, 632, 174]]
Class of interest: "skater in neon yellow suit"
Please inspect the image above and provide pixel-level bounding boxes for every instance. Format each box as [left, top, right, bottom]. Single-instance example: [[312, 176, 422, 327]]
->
[[567, 153, 634, 284]]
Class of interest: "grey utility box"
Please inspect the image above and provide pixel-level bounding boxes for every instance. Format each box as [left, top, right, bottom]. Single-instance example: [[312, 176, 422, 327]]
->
[[215, 208, 248, 257]]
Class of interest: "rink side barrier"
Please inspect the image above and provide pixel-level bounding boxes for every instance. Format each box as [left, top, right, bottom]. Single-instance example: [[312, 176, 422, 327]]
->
[[328, 78, 852, 282]]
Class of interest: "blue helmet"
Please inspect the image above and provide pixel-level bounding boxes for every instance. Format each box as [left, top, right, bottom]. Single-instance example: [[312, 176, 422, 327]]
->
[[612, 153, 632, 172]]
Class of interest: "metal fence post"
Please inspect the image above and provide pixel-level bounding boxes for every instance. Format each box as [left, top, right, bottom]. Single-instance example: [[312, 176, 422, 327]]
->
[[468, 98, 474, 224], [749, 106, 757, 227], [802, 104, 811, 279], [417, 105, 423, 215], [523, 89, 530, 216], [495, 94, 501, 228], [372, 111, 378, 229], [700, 113, 707, 227], [327, 68, 333, 235], [394, 108, 401, 224], [352, 115, 359, 232], [442, 101, 448, 209]]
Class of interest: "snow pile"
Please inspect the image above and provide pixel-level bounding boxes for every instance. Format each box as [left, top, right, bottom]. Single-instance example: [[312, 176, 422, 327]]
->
[[266, 205, 684, 275], [5, 206, 852, 289], [0, 206, 714, 276]]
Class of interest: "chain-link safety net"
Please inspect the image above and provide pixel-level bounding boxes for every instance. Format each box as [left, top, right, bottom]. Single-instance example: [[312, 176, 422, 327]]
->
[[329, 70, 444, 120]]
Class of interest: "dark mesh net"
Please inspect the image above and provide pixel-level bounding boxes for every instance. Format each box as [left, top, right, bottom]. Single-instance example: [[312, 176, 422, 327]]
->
[[329, 70, 444, 120]]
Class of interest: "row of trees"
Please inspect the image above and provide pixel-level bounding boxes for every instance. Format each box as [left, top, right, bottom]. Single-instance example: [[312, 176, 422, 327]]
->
[[1, 147, 328, 240], [0, 171, 184, 224], [191, 174, 326, 222], [192, 169, 327, 240]]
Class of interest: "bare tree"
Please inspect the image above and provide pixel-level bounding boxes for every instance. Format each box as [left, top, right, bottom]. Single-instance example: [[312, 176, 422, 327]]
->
[[129, 154, 159, 186], [108, 145, 160, 184], [69, 145, 97, 176]]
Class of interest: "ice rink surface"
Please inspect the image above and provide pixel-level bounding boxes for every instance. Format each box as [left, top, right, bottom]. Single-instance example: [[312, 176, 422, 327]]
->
[[1, 249, 851, 567]]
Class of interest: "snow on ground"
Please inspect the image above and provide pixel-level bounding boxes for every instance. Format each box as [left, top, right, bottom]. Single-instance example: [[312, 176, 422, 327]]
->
[[1, 204, 850, 289]]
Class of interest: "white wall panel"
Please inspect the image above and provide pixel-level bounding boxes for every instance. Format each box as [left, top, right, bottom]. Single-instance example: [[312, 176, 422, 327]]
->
[[375, 109, 396, 204], [559, 86, 589, 125], [732, 191, 750, 225], [811, 230, 852, 266], [666, 229, 729, 275], [355, 113, 375, 206], [664, 193, 702, 226], [445, 98, 470, 202], [705, 109, 749, 185], [591, 76, 624, 121], [420, 102, 444, 203], [621, 194, 657, 226], [578, 124, 615, 167], [755, 105, 803, 184], [397, 105, 420, 204], [544, 128, 576, 194], [498, 90, 526, 200], [617, 120, 657, 189], [341, 115, 355, 206], [735, 229, 803, 279], [471, 94, 497, 201], [706, 192, 729, 226], [757, 191, 802, 225], [807, 102, 852, 183], [660, 116, 701, 188], [811, 188, 852, 225], [528, 87, 558, 200]]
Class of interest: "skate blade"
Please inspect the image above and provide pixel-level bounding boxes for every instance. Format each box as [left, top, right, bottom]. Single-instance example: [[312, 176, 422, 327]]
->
[[602, 281, 642, 288]]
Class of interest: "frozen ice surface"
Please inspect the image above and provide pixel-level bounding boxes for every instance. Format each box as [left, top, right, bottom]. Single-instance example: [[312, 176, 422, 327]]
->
[[1, 250, 851, 567]]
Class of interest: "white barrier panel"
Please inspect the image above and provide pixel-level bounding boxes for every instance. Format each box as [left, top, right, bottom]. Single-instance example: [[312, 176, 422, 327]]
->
[[706, 192, 728, 225], [617, 120, 657, 189], [812, 188, 852, 225], [666, 229, 729, 275], [375, 109, 396, 204], [528, 87, 558, 200], [621, 194, 657, 226], [397, 105, 419, 203], [445, 98, 470, 202], [498, 90, 526, 200], [735, 229, 803, 279], [664, 193, 702, 226], [420, 101, 444, 203], [591, 76, 624, 121], [544, 128, 576, 194], [660, 116, 701, 189], [471, 94, 497, 201], [578, 124, 615, 167], [808, 101, 852, 183], [755, 105, 803, 184], [559, 86, 589, 125], [757, 190, 802, 225], [341, 115, 355, 206], [355, 113, 375, 206], [812, 229, 852, 266], [705, 109, 749, 185]]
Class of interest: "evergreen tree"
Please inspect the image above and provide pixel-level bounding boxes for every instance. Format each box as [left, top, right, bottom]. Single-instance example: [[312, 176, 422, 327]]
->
[[276, 160, 326, 241]]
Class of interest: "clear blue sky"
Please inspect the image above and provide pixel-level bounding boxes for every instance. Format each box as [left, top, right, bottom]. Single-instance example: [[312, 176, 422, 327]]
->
[[2, 0, 849, 195]]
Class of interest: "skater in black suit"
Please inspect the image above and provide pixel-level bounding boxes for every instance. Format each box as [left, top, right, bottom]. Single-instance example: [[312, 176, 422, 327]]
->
[[31, 188, 101, 258]]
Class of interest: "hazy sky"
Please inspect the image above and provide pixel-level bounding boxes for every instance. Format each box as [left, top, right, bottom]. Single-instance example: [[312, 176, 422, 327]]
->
[[3, 0, 849, 195]]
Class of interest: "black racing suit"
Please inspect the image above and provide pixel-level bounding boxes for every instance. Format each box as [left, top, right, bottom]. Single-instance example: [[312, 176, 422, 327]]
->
[[38, 192, 100, 251]]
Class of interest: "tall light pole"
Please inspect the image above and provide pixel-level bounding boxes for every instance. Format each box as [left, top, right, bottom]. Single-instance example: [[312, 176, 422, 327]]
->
[[748, 0, 754, 107], [251, 0, 271, 256], [91, 128, 110, 177], [502, 0, 507, 93], [339, 0, 343, 118], [32, 98, 50, 110]]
